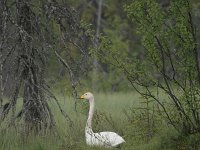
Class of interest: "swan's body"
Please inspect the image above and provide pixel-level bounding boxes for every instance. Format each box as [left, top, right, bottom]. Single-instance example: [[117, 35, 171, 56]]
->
[[80, 92, 125, 148], [85, 127, 125, 147]]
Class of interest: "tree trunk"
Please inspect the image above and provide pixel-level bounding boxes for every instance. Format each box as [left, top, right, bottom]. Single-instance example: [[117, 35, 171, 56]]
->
[[16, 1, 53, 131], [92, 0, 103, 90]]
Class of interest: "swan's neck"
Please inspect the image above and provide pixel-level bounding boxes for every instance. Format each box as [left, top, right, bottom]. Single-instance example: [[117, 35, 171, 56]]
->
[[86, 97, 95, 129]]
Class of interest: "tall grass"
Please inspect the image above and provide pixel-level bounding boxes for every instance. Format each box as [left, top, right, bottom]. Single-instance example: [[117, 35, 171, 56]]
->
[[1, 92, 199, 150], [0, 92, 139, 150]]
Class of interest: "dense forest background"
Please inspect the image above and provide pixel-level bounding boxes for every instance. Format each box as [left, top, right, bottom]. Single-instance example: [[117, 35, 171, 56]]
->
[[1, 0, 200, 149], [46, 0, 200, 94]]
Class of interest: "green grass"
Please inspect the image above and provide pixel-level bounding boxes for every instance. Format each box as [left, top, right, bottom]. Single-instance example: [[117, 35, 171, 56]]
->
[[0, 92, 141, 150], [1, 92, 199, 150]]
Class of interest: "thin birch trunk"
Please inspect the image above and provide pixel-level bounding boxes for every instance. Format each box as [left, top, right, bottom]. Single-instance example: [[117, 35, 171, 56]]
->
[[92, 0, 103, 90]]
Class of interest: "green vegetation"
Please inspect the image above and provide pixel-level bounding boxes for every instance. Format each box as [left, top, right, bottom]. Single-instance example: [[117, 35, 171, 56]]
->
[[0, 93, 134, 150], [1, 0, 200, 149], [94, 0, 200, 136], [1, 92, 200, 150]]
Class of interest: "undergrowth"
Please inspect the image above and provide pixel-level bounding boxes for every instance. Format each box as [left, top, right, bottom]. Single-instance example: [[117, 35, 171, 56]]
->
[[0, 93, 200, 150]]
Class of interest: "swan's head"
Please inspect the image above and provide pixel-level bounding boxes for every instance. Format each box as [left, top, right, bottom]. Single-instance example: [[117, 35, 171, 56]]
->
[[80, 92, 94, 100]]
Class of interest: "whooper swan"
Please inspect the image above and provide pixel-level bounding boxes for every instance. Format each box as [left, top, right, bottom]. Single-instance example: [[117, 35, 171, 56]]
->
[[80, 92, 125, 148]]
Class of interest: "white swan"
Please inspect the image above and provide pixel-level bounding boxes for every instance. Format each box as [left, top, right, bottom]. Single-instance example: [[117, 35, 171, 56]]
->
[[80, 92, 125, 148]]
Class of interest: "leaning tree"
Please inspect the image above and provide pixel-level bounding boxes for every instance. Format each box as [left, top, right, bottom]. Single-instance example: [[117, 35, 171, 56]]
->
[[0, 0, 92, 132]]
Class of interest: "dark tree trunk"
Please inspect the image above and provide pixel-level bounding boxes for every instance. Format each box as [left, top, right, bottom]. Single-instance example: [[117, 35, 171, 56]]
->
[[15, 1, 53, 131]]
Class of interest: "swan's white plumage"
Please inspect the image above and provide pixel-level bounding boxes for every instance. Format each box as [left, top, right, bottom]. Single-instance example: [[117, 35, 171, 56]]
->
[[80, 92, 125, 148], [85, 127, 125, 147]]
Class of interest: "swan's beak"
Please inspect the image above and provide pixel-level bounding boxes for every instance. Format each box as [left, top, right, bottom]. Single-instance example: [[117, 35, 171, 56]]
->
[[80, 95, 85, 99]]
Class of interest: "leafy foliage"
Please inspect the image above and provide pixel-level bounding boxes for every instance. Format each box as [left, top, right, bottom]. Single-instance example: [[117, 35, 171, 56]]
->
[[92, 0, 200, 135]]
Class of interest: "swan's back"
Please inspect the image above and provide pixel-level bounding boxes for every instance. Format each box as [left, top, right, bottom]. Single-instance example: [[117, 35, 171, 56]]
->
[[85, 127, 125, 147], [97, 131, 125, 147]]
